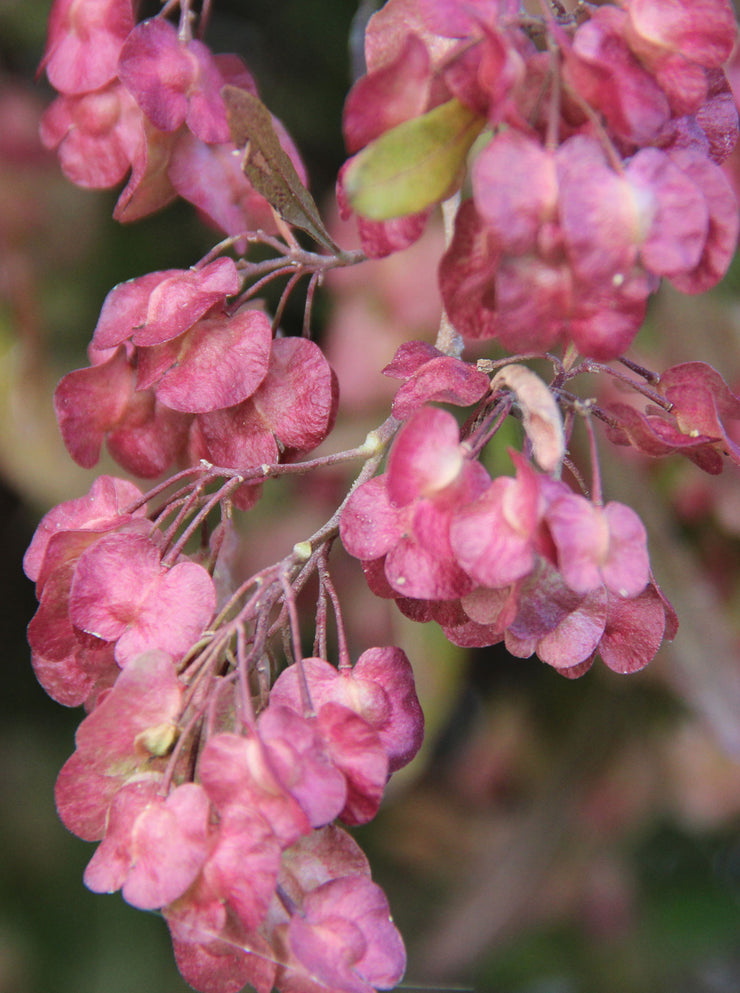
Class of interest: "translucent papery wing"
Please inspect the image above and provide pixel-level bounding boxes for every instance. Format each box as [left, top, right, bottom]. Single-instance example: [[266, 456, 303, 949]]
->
[[156, 910, 472, 993], [156, 910, 368, 993]]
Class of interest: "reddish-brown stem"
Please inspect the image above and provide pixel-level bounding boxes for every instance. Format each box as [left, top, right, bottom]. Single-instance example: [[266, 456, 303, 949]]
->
[[581, 358, 673, 410], [196, 234, 251, 267], [162, 476, 243, 567], [159, 412, 400, 742], [177, 0, 195, 42], [465, 397, 513, 459], [581, 407, 603, 506], [237, 264, 296, 305], [197, 0, 213, 37], [280, 571, 304, 666], [209, 562, 283, 633], [303, 270, 321, 337], [162, 703, 206, 793], [179, 630, 230, 688], [617, 355, 662, 384], [314, 556, 329, 659], [477, 352, 564, 375], [123, 465, 206, 517], [321, 561, 351, 669], [280, 571, 316, 715], [236, 626, 258, 729], [158, 482, 208, 556], [149, 494, 193, 534], [562, 454, 589, 497], [272, 269, 305, 332], [158, 0, 182, 22]]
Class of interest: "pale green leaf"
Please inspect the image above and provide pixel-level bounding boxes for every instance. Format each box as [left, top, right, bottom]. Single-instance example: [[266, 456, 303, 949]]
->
[[344, 98, 485, 221]]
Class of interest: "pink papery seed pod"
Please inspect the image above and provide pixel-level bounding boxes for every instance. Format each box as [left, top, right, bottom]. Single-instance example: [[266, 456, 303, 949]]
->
[[168, 115, 308, 241], [429, 1, 532, 126], [316, 702, 389, 827], [596, 579, 678, 674], [341, 477, 406, 569], [279, 824, 372, 899], [504, 561, 609, 673], [662, 149, 739, 294], [387, 404, 468, 505], [170, 51, 307, 243], [351, 646, 425, 772], [626, 0, 736, 67], [341, 407, 490, 601], [286, 875, 406, 993], [440, 608, 510, 649], [270, 649, 424, 776], [24, 474, 145, 585], [26, 487, 152, 709], [198, 732, 311, 850], [164, 806, 282, 993], [258, 704, 348, 829], [251, 336, 339, 458], [450, 453, 555, 591], [452, 583, 520, 647], [546, 494, 650, 598], [381, 340, 444, 379], [28, 558, 120, 708], [137, 307, 273, 414], [167, 914, 277, 993], [624, 0, 737, 115], [348, 0, 527, 160], [336, 11, 444, 259], [267, 826, 377, 993], [440, 16, 530, 125], [111, 115, 179, 223], [40, 0, 134, 96], [383, 341, 490, 421], [442, 163, 658, 361], [192, 336, 339, 510], [54, 346, 192, 476], [83, 780, 212, 910], [117, 18, 233, 144], [624, 146, 710, 281], [54, 649, 184, 840], [92, 257, 240, 351], [561, 5, 670, 147], [683, 68, 739, 165], [265, 663, 390, 828], [39, 80, 143, 189], [343, 32, 433, 155], [73, 648, 184, 764], [472, 129, 559, 258], [174, 805, 281, 934], [657, 361, 740, 464], [602, 400, 725, 473], [555, 135, 642, 287], [414, 0, 523, 40], [437, 197, 505, 343], [68, 531, 217, 666]]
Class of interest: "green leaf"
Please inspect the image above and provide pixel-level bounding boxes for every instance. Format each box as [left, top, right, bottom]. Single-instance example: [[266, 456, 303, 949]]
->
[[222, 85, 338, 250], [343, 98, 486, 221]]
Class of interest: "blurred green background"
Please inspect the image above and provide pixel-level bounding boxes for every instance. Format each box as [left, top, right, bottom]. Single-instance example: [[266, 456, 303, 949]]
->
[[1, 2, 740, 992]]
